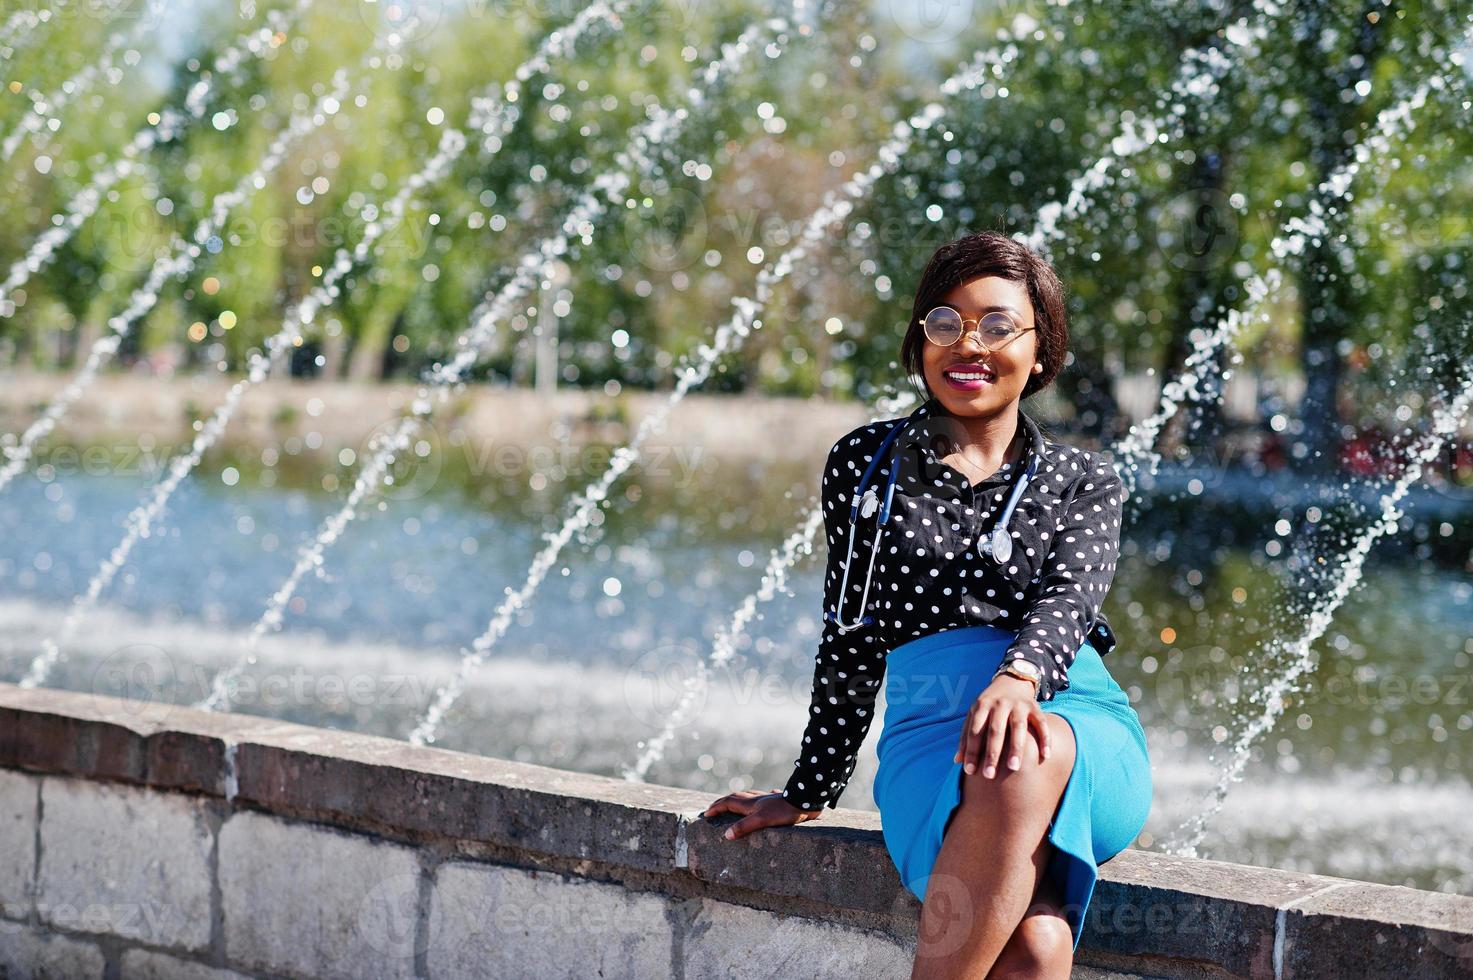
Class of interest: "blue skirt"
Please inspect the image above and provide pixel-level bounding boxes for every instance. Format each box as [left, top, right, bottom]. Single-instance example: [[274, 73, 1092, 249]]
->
[[873, 624, 1152, 952]]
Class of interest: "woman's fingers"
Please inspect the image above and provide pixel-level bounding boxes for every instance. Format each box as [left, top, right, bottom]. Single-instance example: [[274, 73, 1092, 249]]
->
[[713, 793, 813, 840], [961, 704, 987, 775], [957, 695, 1056, 778], [724, 813, 772, 840], [980, 705, 1010, 778], [960, 701, 1012, 777], [1028, 708, 1052, 762], [702, 792, 757, 819], [954, 704, 974, 767], [1006, 715, 1029, 771]]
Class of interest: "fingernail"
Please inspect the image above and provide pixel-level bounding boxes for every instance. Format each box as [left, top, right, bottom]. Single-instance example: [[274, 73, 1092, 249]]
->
[[724, 829, 734, 839], [984, 764, 995, 778], [964, 763, 974, 774]]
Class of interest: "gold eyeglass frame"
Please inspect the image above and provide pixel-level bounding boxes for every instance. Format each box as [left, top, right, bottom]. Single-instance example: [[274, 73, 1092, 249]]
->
[[919, 305, 1036, 352]]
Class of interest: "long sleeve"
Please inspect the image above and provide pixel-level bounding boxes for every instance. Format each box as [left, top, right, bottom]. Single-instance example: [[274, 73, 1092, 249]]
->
[[1003, 453, 1127, 702], [780, 436, 889, 812]]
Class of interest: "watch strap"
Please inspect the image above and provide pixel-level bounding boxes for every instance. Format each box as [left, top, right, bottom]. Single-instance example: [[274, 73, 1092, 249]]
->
[[994, 659, 1042, 697]]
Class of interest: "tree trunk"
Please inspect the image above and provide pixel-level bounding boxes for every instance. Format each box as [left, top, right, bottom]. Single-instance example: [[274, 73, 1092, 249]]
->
[[1294, 0, 1387, 476], [1155, 5, 1252, 462], [319, 330, 347, 381], [65, 294, 111, 372], [347, 306, 397, 382]]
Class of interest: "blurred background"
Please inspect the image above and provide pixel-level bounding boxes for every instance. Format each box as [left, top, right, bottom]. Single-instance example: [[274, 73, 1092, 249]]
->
[[0, 0, 1470, 898]]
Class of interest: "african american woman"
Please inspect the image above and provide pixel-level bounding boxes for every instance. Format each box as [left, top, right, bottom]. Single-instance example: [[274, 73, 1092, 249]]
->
[[703, 230, 1152, 979]]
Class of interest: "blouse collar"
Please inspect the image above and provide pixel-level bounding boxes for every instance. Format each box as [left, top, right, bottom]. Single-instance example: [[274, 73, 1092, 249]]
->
[[887, 397, 1050, 495]]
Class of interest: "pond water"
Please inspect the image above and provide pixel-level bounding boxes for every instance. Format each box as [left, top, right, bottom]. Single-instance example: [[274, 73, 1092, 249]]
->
[[0, 453, 1468, 897]]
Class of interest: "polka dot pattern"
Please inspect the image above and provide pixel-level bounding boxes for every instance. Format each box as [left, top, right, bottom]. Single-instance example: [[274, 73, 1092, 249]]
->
[[781, 398, 1128, 812]]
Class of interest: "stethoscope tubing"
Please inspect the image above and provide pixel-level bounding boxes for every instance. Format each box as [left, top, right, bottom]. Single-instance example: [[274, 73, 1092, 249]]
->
[[827, 409, 1037, 634]]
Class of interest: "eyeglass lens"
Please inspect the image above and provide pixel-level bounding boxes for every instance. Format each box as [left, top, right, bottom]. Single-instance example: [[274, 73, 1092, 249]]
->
[[923, 307, 1021, 348]]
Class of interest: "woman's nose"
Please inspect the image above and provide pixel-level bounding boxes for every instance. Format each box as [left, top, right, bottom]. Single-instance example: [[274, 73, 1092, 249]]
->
[[956, 329, 993, 357]]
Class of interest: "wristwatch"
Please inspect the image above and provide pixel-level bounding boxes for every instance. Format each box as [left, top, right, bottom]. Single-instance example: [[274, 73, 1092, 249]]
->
[[994, 657, 1043, 697]]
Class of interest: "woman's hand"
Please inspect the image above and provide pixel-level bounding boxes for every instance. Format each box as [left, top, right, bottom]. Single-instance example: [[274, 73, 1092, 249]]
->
[[954, 674, 1052, 778], [703, 789, 821, 840]]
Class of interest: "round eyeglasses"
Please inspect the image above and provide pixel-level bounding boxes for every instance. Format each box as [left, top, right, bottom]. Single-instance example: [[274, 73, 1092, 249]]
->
[[920, 305, 1035, 351]]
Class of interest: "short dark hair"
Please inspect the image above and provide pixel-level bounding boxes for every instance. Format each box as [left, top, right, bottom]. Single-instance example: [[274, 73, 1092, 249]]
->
[[900, 230, 1069, 401]]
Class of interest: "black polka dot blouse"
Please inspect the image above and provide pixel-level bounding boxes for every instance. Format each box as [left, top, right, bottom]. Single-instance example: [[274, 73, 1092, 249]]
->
[[781, 396, 1128, 813]]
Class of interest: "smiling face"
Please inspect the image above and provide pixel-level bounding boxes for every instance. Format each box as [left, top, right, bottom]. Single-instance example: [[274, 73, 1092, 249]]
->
[[920, 275, 1042, 419]]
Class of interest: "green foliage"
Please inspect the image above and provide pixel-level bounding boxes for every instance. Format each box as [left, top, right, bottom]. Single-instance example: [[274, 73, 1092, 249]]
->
[[0, 0, 1468, 414]]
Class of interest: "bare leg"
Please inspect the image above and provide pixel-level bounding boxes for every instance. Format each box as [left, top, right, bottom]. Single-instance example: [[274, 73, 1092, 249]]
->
[[985, 870, 1074, 980], [910, 713, 1078, 980]]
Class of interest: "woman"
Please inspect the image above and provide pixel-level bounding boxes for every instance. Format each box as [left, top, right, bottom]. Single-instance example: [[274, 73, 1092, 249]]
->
[[703, 231, 1152, 978]]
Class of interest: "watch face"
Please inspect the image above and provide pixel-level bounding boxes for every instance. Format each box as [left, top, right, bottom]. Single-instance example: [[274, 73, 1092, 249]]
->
[[1007, 659, 1041, 679]]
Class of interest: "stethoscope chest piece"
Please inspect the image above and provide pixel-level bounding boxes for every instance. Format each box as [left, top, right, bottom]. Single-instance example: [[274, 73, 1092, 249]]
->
[[859, 488, 879, 519], [983, 525, 1013, 563]]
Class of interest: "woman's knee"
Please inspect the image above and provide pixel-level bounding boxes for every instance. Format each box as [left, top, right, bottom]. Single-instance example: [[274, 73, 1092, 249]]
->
[[988, 910, 1073, 979], [960, 715, 1074, 805]]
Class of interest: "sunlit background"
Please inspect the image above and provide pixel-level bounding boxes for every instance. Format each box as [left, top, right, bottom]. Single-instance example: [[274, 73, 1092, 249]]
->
[[0, 0, 1471, 900]]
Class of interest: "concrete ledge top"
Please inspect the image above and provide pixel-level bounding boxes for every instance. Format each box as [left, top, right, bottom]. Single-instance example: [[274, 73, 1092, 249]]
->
[[3, 682, 1471, 977]]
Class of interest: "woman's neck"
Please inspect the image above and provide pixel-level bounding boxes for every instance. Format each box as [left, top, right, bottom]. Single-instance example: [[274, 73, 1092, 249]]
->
[[933, 400, 1024, 470]]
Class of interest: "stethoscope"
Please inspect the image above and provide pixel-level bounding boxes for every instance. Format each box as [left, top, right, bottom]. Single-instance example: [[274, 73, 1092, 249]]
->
[[825, 408, 1040, 634]]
